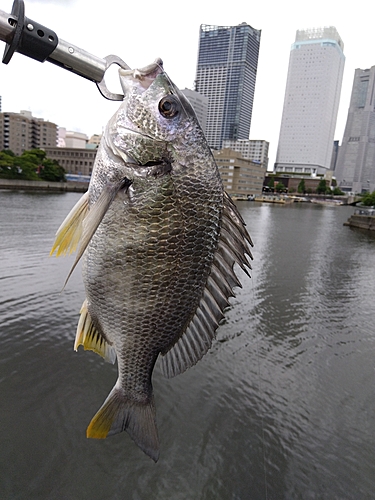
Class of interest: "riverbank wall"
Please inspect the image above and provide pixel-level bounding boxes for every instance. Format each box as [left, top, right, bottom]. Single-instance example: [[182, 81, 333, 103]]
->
[[344, 214, 375, 231], [0, 179, 88, 193]]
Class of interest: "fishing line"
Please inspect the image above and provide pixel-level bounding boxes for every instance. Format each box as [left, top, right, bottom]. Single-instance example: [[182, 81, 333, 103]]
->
[[251, 263, 269, 500]]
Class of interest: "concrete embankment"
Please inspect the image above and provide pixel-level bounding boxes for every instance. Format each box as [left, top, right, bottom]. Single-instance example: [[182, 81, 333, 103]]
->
[[0, 179, 88, 193], [344, 213, 375, 231]]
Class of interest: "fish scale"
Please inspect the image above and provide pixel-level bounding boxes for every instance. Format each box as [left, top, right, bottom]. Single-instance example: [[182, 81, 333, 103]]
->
[[50, 59, 253, 462]]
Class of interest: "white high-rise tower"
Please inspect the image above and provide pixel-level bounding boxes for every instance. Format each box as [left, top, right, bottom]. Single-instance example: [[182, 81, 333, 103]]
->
[[275, 27, 345, 175]]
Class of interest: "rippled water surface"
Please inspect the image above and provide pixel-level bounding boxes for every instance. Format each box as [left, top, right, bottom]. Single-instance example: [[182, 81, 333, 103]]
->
[[1, 191, 374, 499]]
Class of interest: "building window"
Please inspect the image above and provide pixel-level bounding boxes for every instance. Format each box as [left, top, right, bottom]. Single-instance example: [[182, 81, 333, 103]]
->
[[358, 79, 369, 108]]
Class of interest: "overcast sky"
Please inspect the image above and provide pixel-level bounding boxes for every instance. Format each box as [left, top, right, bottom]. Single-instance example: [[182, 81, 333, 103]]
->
[[0, 0, 373, 168]]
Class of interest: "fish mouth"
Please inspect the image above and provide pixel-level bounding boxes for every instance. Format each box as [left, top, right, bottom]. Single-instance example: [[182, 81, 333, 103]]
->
[[119, 58, 164, 91], [112, 58, 173, 174]]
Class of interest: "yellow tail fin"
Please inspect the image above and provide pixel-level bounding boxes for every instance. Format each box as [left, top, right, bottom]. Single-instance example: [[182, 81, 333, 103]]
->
[[87, 383, 160, 462]]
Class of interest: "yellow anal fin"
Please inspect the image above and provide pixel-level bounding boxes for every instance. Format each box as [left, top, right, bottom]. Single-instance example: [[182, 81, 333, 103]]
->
[[75, 299, 116, 364], [50, 191, 89, 257]]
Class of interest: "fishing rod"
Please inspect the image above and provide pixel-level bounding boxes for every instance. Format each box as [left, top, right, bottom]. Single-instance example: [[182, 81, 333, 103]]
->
[[0, 0, 128, 100]]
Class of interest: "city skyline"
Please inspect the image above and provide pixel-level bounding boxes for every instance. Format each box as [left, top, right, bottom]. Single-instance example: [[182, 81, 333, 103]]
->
[[0, 0, 374, 169]]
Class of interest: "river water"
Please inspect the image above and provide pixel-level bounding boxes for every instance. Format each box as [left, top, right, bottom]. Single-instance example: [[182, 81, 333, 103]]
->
[[0, 190, 374, 500]]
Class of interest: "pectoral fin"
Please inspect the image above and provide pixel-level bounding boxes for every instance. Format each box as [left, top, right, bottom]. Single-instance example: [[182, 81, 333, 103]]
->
[[75, 299, 116, 364], [63, 177, 133, 286], [50, 191, 89, 257]]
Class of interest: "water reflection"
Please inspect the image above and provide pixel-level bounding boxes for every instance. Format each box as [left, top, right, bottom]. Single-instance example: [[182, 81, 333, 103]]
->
[[0, 193, 374, 499]]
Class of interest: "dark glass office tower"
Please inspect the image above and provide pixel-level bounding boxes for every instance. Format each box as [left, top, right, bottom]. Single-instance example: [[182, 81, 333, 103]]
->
[[195, 23, 261, 150]]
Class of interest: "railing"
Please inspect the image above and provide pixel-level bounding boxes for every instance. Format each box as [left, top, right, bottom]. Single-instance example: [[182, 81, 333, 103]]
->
[[354, 207, 375, 216]]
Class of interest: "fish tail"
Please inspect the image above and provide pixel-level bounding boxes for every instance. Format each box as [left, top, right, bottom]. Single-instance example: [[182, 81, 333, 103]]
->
[[86, 381, 159, 462]]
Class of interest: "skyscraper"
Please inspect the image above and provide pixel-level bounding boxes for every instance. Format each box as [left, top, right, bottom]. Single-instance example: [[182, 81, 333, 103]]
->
[[335, 66, 375, 194], [195, 23, 261, 150], [275, 27, 345, 175]]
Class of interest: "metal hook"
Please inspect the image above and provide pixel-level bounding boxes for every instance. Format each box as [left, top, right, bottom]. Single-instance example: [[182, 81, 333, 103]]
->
[[96, 55, 129, 101]]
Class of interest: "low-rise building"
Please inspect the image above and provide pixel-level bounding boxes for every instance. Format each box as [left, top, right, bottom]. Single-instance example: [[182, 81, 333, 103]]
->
[[263, 172, 335, 193], [88, 134, 102, 146], [222, 139, 269, 169], [213, 148, 265, 197], [44, 147, 97, 176], [58, 128, 88, 149]]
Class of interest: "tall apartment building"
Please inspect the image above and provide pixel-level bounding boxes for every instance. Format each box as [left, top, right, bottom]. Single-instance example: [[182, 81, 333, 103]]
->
[[222, 139, 269, 169], [275, 27, 345, 175], [213, 148, 265, 196], [0, 110, 57, 155], [195, 23, 261, 150], [335, 66, 375, 193]]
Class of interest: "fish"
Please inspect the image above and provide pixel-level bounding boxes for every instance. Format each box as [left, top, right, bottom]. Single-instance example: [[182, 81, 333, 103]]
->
[[50, 58, 253, 462]]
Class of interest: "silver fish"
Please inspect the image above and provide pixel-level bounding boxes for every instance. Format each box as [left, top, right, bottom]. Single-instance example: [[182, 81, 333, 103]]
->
[[51, 59, 253, 462]]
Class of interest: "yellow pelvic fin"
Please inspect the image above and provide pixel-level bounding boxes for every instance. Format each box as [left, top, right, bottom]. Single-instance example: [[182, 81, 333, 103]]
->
[[50, 191, 89, 257], [75, 300, 116, 364]]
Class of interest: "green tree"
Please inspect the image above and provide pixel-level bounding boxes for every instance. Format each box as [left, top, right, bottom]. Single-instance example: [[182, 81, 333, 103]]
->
[[15, 156, 39, 180], [332, 187, 343, 195], [275, 182, 285, 193], [361, 191, 375, 206], [39, 159, 66, 182], [1, 149, 16, 156], [316, 178, 328, 194], [0, 150, 35, 179], [298, 178, 306, 194], [0, 148, 65, 181], [268, 177, 275, 190], [0, 151, 15, 177], [25, 148, 47, 163]]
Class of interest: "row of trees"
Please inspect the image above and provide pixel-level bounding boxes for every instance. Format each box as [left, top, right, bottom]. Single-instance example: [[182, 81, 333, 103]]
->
[[296, 178, 343, 195], [0, 149, 66, 182], [267, 177, 343, 195]]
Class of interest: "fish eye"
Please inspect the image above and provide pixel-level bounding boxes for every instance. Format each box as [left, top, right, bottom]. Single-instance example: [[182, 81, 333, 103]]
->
[[158, 95, 180, 119]]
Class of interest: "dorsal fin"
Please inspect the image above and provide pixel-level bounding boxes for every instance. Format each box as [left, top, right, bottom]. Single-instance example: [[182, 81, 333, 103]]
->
[[160, 192, 253, 378]]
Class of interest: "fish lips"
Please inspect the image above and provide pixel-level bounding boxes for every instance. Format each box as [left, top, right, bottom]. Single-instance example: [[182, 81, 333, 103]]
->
[[119, 58, 164, 93]]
